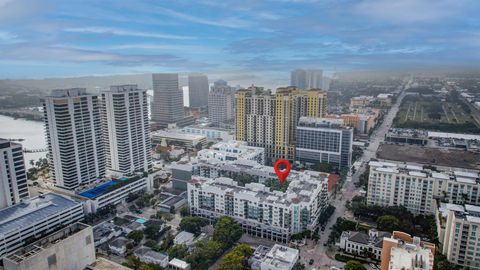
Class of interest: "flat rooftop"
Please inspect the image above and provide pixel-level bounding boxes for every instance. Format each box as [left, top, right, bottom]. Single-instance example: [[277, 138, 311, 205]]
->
[[78, 176, 144, 199], [0, 193, 81, 236], [86, 257, 132, 270], [377, 143, 480, 169], [5, 223, 90, 264], [152, 130, 206, 141]]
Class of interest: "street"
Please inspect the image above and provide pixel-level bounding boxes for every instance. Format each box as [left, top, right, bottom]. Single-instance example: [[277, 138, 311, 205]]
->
[[298, 78, 410, 270]]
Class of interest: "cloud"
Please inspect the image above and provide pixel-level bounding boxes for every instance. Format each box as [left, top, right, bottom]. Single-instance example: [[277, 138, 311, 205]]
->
[[64, 27, 195, 40], [145, 5, 252, 29], [109, 43, 214, 53], [0, 0, 48, 23], [353, 0, 470, 24]]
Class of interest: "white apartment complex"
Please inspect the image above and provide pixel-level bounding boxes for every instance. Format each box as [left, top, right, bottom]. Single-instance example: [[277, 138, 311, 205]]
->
[[187, 170, 329, 242], [42, 88, 106, 190], [197, 140, 265, 164], [101, 85, 152, 174], [0, 193, 84, 258], [367, 160, 480, 214], [0, 139, 29, 209], [437, 202, 480, 269]]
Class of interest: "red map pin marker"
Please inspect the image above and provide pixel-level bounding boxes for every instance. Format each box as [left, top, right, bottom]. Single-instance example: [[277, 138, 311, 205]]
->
[[274, 159, 291, 184]]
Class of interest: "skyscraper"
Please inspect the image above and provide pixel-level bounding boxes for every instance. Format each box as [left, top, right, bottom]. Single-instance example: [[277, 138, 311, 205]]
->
[[235, 86, 327, 163], [291, 69, 306, 89], [42, 88, 105, 190], [188, 74, 209, 108], [0, 139, 29, 209], [151, 73, 185, 128], [208, 80, 235, 125], [101, 85, 152, 174], [291, 69, 323, 89]]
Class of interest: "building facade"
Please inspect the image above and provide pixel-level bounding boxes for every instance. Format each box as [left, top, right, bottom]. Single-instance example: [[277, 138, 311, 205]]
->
[[101, 85, 152, 174], [0, 193, 84, 258], [42, 88, 105, 190], [295, 117, 353, 169], [3, 223, 95, 270], [437, 202, 480, 269], [151, 73, 185, 128], [367, 160, 480, 215], [235, 86, 327, 163], [188, 74, 209, 108], [0, 139, 29, 209], [339, 229, 390, 261], [208, 80, 235, 125], [181, 125, 234, 142]]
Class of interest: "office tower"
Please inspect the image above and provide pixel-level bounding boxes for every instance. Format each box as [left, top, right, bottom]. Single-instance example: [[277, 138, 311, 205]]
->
[[367, 160, 480, 214], [438, 203, 480, 268], [42, 88, 105, 190], [291, 69, 307, 89], [3, 223, 95, 270], [101, 85, 152, 174], [295, 117, 353, 169], [0, 193, 84, 257], [381, 231, 435, 270], [208, 80, 235, 125], [188, 74, 209, 108], [291, 69, 323, 89], [0, 139, 29, 209], [235, 86, 327, 163], [151, 73, 185, 128], [306, 69, 323, 89]]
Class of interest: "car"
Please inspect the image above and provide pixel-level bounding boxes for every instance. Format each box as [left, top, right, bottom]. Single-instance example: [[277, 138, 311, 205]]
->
[[309, 259, 314, 265]]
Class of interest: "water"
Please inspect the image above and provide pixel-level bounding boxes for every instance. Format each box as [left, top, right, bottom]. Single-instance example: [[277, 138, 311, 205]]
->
[[0, 115, 47, 168]]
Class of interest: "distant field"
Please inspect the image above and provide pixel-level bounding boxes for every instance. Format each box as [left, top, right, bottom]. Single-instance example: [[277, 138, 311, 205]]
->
[[393, 95, 480, 133]]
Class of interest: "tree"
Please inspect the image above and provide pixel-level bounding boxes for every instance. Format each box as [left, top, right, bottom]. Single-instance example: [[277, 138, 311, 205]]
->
[[159, 231, 174, 251], [127, 230, 144, 244], [167, 244, 189, 260], [180, 207, 190, 217], [376, 215, 401, 232], [312, 162, 334, 173], [145, 224, 161, 240], [213, 216, 243, 249], [344, 260, 367, 270], [179, 216, 208, 235], [292, 263, 306, 270], [186, 240, 224, 270], [218, 244, 253, 270]]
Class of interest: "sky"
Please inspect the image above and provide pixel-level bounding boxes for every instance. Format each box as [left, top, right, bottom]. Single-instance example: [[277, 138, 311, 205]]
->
[[0, 0, 479, 87]]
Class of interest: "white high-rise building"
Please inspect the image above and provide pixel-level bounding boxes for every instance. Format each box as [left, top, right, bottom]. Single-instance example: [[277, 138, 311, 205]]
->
[[101, 85, 152, 174], [188, 74, 209, 108], [42, 88, 106, 190], [208, 80, 235, 125], [437, 203, 480, 269], [367, 160, 480, 215], [0, 139, 29, 209]]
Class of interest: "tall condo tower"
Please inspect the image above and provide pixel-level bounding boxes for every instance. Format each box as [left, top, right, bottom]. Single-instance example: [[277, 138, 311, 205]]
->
[[101, 85, 152, 174], [188, 74, 209, 108], [291, 69, 323, 89], [42, 88, 105, 190], [0, 139, 29, 209], [235, 86, 327, 163]]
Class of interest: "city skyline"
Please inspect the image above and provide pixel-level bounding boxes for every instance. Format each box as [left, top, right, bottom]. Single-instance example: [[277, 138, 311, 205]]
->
[[1, 0, 479, 88]]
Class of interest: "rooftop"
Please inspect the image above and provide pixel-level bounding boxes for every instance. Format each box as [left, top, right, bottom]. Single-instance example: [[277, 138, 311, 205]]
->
[[0, 193, 81, 236], [369, 160, 480, 184], [298, 116, 349, 129], [4, 223, 90, 264], [262, 244, 299, 270], [438, 202, 480, 223], [78, 175, 145, 199], [152, 130, 206, 141], [86, 257, 132, 270], [169, 258, 190, 268], [134, 246, 168, 261]]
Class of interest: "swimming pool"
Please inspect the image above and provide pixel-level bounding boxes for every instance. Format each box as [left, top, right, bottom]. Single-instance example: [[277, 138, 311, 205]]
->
[[135, 218, 146, 224]]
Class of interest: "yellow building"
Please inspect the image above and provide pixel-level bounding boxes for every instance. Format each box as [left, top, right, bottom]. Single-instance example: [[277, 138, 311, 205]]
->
[[235, 86, 327, 163]]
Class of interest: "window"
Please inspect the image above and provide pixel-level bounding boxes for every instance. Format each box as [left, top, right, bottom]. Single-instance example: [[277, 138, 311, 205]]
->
[[86, 235, 92, 245], [48, 254, 57, 267]]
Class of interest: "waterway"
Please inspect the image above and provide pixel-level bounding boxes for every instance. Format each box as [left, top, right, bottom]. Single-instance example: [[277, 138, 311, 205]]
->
[[0, 114, 46, 168]]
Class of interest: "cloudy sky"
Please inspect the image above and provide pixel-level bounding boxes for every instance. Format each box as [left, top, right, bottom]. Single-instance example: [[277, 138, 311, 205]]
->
[[0, 0, 479, 86]]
